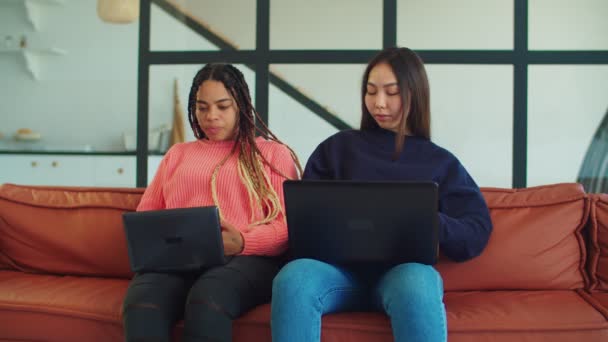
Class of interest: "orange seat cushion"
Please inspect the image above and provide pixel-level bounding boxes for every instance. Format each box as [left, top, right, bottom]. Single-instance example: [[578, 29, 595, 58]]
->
[[590, 292, 608, 316], [1, 271, 607, 342], [0, 271, 128, 341], [238, 291, 608, 342], [443, 290, 608, 341]]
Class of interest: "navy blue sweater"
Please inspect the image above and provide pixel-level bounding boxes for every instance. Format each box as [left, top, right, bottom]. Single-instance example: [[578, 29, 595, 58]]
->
[[303, 128, 493, 262]]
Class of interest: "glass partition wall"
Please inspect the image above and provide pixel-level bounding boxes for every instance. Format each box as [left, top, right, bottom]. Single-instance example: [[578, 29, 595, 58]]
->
[[139, 0, 608, 191]]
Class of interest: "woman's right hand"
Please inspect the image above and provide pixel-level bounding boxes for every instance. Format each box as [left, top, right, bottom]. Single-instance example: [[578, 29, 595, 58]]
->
[[220, 219, 245, 256]]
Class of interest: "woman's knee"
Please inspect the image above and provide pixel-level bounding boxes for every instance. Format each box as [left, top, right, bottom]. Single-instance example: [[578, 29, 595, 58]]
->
[[378, 263, 443, 305], [272, 258, 334, 300], [185, 279, 235, 320], [122, 273, 189, 319], [122, 279, 161, 315], [122, 286, 173, 342]]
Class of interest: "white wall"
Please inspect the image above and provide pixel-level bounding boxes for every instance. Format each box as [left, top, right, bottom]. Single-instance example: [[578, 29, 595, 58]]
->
[[0, 0, 138, 151]]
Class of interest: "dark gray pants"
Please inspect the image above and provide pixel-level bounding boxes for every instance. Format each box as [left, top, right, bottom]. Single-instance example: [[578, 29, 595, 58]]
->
[[122, 256, 281, 342]]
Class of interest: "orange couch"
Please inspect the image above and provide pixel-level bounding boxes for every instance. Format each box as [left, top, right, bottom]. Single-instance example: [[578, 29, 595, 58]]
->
[[0, 183, 607, 341]]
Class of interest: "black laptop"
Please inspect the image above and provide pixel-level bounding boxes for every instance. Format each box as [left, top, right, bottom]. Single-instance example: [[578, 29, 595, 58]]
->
[[283, 180, 439, 266], [122, 206, 226, 273]]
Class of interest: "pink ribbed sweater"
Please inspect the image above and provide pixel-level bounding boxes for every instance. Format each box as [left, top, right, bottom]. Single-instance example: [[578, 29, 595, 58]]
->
[[137, 137, 298, 256]]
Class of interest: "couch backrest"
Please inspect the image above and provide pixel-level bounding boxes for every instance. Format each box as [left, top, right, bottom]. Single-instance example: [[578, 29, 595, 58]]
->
[[587, 193, 608, 291], [0, 183, 143, 278], [436, 183, 589, 291], [0, 183, 595, 289]]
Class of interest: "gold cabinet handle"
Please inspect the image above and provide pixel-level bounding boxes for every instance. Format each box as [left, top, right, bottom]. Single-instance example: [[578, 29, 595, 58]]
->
[[31, 161, 38, 167], [51, 161, 58, 167], [117, 168, 124, 174]]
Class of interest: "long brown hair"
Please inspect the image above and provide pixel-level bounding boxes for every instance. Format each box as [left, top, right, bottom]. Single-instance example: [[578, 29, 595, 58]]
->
[[187, 63, 302, 225], [360, 47, 431, 159]]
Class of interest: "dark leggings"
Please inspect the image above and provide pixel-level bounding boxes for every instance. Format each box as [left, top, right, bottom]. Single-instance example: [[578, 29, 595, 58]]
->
[[122, 256, 281, 342]]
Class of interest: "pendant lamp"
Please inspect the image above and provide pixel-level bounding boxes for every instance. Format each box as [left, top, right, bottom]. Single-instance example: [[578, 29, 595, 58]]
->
[[97, 0, 140, 24]]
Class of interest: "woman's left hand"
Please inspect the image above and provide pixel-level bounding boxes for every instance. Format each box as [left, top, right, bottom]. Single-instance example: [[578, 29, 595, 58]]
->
[[220, 219, 244, 255]]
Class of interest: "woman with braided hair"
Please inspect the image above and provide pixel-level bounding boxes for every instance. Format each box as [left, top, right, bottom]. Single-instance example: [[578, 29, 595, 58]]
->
[[122, 63, 302, 342]]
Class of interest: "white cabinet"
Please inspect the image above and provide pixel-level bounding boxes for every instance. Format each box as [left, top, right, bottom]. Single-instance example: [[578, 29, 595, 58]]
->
[[1, 155, 42, 185], [0, 154, 135, 187], [92, 156, 136, 187], [1, 155, 92, 186]]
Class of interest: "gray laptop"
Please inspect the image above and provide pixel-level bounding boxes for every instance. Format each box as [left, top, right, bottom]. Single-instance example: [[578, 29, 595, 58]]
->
[[283, 180, 439, 265], [122, 206, 226, 273]]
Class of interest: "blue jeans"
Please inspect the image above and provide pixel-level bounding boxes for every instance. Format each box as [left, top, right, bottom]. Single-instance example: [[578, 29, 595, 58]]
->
[[271, 259, 446, 342]]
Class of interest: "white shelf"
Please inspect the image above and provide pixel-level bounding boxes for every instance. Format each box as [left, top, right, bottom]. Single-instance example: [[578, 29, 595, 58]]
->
[[1, 0, 67, 79], [0, 46, 67, 80], [1, 0, 66, 31], [23, 47, 66, 79]]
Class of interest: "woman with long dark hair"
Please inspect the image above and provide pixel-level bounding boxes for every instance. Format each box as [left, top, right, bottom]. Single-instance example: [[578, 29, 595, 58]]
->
[[271, 47, 492, 342]]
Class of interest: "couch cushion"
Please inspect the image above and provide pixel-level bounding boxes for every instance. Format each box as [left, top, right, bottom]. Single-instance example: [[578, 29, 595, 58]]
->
[[589, 292, 608, 315], [233, 291, 608, 342], [0, 270, 128, 341], [436, 183, 589, 291], [0, 270, 253, 342], [588, 193, 608, 291], [444, 290, 608, 342], [1, 270, 606, 342], [0, 184, 143, 278]]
